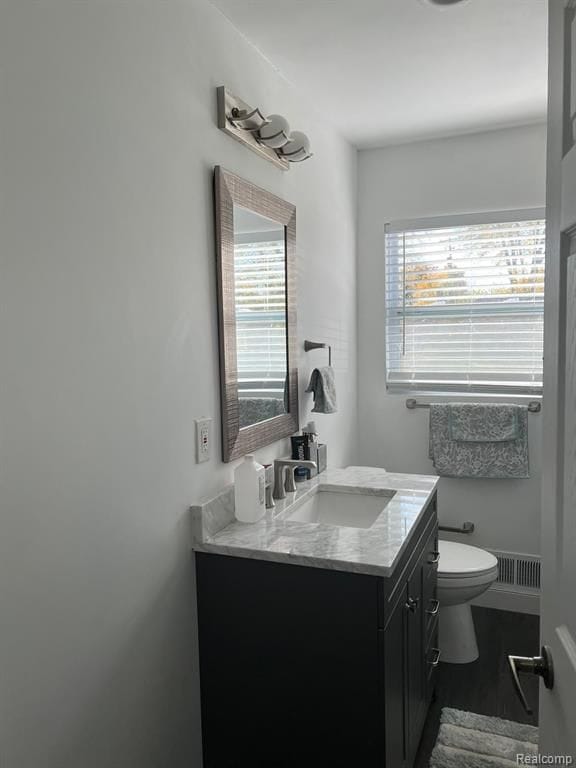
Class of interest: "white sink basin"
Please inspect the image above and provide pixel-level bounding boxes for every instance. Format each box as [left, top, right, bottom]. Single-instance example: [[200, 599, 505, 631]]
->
[[286, 488, 394, 529]]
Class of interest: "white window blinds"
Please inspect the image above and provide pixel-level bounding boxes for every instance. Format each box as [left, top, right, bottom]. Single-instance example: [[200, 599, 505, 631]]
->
[[384, 210, 546, 394], [234, 237, 288, 398]]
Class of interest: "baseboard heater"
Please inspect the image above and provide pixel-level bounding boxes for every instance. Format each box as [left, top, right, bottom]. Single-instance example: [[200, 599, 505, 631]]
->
[[488, 550, 541, 594]]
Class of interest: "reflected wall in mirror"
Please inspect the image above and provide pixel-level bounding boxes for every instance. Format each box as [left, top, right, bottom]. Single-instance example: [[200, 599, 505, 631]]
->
[[214, 167, 298, 462]]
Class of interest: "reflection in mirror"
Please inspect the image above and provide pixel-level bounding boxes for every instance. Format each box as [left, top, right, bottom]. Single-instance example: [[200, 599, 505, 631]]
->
[[233, 206, 288, 429], [214, 166, 298, 462]]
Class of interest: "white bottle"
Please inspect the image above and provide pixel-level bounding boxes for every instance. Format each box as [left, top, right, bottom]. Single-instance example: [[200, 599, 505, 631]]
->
[[234, 454, 266, 523], [303, 421, 318, 445]]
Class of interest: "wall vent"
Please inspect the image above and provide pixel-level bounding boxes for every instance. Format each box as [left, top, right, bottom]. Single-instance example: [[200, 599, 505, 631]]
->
[[490, 550, 541, 593]]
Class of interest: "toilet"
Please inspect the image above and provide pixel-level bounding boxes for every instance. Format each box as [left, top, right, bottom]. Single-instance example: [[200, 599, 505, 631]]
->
[[437, 540, 498, 664]]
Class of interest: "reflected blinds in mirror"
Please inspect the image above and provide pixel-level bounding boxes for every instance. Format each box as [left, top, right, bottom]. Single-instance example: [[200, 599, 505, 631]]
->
[[234, 236, 287, 399]]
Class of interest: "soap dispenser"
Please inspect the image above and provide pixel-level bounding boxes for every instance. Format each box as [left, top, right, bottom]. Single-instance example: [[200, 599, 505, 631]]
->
[[234, 454, 266, 523]]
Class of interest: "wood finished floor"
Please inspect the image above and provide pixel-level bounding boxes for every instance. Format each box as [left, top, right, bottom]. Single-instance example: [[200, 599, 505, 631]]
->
[[414, 606, 540, 768]]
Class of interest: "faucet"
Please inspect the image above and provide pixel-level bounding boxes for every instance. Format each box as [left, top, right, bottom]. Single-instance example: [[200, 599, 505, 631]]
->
[[264, 464, 275, 509], [273, 459, 317, 500]]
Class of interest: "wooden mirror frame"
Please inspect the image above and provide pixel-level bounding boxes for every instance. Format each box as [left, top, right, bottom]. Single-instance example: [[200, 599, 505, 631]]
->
[[214, 167, 299, 462]]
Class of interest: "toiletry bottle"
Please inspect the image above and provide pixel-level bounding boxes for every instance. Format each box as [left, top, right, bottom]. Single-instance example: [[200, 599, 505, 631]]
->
[[291, 434, 309, 461], [234, 455, 266, 523], [303, 421, 318, 449], [302, 421, 320, 477], [294, 466, 309, 483]]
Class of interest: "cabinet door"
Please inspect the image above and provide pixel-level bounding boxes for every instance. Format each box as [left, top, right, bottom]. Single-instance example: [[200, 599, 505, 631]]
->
[[425, 619, 440, 703], [405, 559, 426, 765], [383, 587, 407, 768], [405, 525, 439, 765]]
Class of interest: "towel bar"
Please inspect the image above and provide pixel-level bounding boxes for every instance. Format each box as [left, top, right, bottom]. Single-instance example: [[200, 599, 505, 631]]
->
[[304, 340, 332, 366], [405, 398, 541, 413], [439, 522, 475, 534]]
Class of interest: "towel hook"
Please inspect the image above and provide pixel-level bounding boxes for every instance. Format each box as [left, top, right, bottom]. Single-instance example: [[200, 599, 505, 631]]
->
[[304, 340, 332, 366]]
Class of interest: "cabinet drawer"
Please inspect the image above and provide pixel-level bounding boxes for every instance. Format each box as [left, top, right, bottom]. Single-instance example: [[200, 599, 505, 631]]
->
[[422, 525, 439, 638]]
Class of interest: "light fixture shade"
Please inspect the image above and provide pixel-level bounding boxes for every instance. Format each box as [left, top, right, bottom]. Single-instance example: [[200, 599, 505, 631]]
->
[[279, 131, 311, 162], [258, 114, 291, 148]]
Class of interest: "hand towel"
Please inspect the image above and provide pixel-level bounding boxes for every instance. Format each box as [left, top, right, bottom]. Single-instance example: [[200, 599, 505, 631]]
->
[[448, 404, 519, 442], [305, 366, 337, 414], [429, 404, 529, 479]]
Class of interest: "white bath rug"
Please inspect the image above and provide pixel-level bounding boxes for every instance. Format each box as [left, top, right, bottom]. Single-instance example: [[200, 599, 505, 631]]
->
[[429, 707, 539, 768]]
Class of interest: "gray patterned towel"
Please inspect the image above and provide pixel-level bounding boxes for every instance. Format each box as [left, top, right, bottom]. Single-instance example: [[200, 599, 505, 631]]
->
[[239, 397, 285, 429], [306, 366, 337, 414], [448, 404, 519, 442], [429, 404, 529, 479]]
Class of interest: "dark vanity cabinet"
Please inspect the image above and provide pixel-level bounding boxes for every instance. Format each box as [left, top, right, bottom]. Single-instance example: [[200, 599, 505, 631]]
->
[[195, 494, 438, 768]]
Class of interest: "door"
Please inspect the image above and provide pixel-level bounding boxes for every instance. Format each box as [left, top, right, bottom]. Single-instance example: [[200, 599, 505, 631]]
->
[[538, 0, 576, 759]]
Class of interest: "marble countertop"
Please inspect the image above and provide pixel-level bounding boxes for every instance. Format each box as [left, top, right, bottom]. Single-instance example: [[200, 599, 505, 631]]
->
[[191, 466, 439, 577]]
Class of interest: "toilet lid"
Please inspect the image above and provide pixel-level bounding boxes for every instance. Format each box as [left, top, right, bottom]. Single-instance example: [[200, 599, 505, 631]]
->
[[438, 540, 498, 576]]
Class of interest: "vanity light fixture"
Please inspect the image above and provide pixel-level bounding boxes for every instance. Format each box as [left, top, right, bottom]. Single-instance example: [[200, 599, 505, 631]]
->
[[258, 114, 291, 149], [227, 107, 268, 132], [421, 0, 470, 5], [217, 86, 313, 170], [279, 130, 312, 163]]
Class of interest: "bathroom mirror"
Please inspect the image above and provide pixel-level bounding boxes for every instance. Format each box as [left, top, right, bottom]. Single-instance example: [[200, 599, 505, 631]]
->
[[214, 167, 298, 462]]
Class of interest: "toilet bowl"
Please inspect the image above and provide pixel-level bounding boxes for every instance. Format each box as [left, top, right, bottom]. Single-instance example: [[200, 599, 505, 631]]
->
[[437, 540, 498, 664]]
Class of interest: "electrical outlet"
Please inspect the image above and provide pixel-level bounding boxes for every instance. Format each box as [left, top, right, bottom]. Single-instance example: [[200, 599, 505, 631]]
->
[[196, 418, 212, 463]]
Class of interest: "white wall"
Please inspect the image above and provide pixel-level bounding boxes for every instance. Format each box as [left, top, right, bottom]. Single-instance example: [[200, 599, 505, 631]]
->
[[357, 124, 546, 557], [0, 2, 357, 766]]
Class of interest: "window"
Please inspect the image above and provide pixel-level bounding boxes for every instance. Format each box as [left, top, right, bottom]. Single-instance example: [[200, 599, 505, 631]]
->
[[385, 210, 546, 394]]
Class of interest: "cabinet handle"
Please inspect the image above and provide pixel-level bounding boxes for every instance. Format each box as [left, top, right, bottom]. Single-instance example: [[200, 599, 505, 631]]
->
[[429, 648, 441, 667], [426, 599, 440, 616], [428, 550, 440, 564], [405, 596, 420, 613]]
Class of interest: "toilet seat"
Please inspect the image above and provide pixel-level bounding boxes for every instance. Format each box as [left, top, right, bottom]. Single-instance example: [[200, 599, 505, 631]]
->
[[438, 540, 498, 578]]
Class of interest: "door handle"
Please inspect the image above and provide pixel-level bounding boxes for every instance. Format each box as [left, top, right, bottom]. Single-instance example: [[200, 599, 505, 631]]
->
[[426, 598, 440, 616], [507, 645, 554, 715], [405, 596, 420, 613], [428, 550, 440, 564], [429, 648, 441, 667]]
